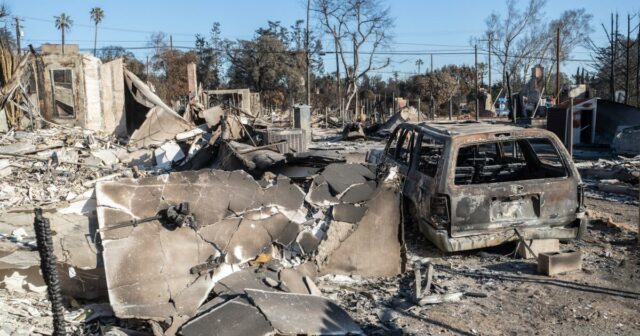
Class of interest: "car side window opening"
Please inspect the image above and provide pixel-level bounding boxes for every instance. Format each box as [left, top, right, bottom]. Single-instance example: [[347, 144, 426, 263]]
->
[[386, 129, 400, 158], [396, 129, 414, 165], [417, 135, 444, 177], [454, 137, 568, 185]]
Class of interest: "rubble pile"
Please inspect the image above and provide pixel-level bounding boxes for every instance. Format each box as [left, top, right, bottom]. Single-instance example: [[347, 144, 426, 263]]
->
[[0, 127, 132, 210], [0, 133, 405, 335], [2, 48, 639, 336], [576, 157, 640, 202]]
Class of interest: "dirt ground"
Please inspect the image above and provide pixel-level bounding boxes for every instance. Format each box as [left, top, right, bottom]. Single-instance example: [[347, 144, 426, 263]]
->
[[319, 195, 640, 336]]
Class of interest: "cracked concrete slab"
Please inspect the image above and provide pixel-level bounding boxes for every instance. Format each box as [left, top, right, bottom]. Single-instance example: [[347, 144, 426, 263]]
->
[[96, 169, 308, 320], [245, 288, 363, 335], [180, 297, 273, 336]]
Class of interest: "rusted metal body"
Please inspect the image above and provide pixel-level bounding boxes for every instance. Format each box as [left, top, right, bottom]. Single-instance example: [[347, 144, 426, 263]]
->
[[381, 121, 586, 252]]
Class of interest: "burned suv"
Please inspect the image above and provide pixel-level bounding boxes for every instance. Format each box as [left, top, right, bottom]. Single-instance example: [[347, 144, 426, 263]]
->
[[379, 122, 585, 252]]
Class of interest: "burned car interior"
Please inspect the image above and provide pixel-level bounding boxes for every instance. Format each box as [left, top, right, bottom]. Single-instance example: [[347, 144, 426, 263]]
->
[[454, 137, 569, 185]]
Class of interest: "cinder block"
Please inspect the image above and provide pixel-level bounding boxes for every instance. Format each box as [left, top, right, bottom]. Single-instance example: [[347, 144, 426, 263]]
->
[[517, 239, 559, 259], [537, 250, 582, 276]]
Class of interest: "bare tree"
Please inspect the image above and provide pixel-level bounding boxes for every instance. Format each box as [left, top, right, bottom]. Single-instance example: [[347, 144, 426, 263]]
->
[[481, 0, 546, 87], [314, 0, 393, 118]]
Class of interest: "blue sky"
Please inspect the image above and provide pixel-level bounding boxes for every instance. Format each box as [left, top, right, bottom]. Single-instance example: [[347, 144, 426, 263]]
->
[[2, 0, 638, 80]]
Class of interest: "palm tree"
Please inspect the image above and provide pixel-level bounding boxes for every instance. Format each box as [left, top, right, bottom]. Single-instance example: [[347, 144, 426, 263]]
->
[[415, 59, 424, 74], [90, 7, 104, 55], [54, 13, 73, 55]]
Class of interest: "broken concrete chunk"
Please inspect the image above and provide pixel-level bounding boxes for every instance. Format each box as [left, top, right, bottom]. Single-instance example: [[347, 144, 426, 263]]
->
[[273, 221, 300, 247], [319, 173, 404, 277], [315, 221, 355, 265], [180, 297, 273, 336], [332, 204, 367, 223], [338, 180, 377, 203], [321, 163, 374, 195], [305, 181, 340, 207], [296, 230, 321, 255], [278, 268, 310, 295], [537, 250, 582, 276], [153, 141, 185, 170], [91, 149, 120, 166], [245, 289, 363, 335]]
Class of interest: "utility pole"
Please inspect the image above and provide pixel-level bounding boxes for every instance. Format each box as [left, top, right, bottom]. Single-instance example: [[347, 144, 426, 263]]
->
[[430, 54, 434, 119], [305, 0, 311, 106], [556, 26, 561, 101], [14, 17, 22, 56], [610, 14, 615, 100], [474, 44, 479, 121], [625, 14, 631, 105], [170, 35, 173, 51]]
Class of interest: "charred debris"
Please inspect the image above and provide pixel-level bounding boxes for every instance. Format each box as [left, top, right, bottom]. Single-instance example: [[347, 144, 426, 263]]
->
[[0, 47, 405, 336], [1, 47, 639, 336]]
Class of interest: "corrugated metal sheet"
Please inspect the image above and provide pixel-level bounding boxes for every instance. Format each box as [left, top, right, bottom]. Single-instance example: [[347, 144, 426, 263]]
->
[[257, 128, 307, 153]]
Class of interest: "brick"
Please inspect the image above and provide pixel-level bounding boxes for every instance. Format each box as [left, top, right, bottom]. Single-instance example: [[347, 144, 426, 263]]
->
[[537, 250, 582, 276]]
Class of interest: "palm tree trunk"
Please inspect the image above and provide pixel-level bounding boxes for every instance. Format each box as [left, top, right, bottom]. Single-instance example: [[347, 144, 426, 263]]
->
[[62, 28, 65, 55], [93, 24, 98, 55]]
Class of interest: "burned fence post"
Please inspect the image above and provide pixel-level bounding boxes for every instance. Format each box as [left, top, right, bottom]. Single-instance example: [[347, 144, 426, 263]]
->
[[33, 208, 66, 336]]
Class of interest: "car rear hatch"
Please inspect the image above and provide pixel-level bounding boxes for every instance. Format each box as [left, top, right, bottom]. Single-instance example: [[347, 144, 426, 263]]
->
[[445, 136, 580, 237]]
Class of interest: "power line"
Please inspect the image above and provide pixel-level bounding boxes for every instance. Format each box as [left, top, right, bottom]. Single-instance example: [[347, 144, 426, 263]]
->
[[320, 50, 593, 63]]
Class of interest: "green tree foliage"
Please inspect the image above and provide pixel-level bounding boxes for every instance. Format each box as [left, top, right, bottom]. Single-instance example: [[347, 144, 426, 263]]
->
[[224, 21, 322, 108], [195, 22, 223, 90]]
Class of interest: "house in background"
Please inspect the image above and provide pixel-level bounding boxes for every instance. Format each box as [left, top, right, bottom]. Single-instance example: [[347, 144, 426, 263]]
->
[[547, 97, 640, 148], [36, 44, 127, 136]]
